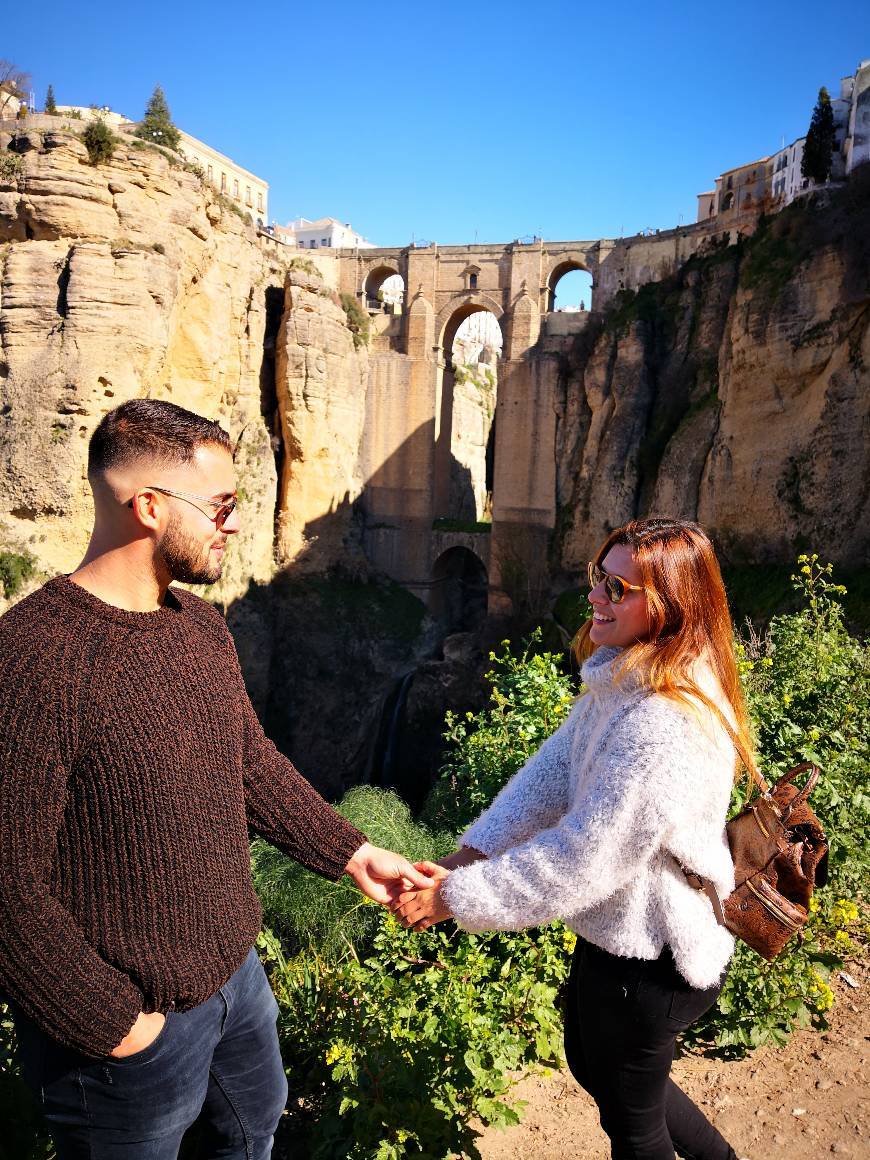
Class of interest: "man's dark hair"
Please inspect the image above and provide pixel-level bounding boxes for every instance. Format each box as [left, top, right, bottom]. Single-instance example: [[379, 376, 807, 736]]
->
[[88, 399, 231, 478]]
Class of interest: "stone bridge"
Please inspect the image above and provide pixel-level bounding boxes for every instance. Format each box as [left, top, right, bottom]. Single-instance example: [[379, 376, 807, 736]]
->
[[327, 224, 731, 621]]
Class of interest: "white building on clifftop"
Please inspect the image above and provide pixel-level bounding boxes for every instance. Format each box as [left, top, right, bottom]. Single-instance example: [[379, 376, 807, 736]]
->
[[697, 57, 870, 222], [47, 105, 269, 226]]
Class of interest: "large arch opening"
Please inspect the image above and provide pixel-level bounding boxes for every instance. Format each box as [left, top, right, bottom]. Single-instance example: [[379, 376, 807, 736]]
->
[[435, 305, 503, 525], [430, 547, 488, 631], [364, 265, 404, 313], [548, 262, 594, 312]]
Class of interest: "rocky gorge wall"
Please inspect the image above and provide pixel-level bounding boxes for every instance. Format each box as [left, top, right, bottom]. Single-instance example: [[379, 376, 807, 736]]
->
[[545, 174, 870, 579], [2, 127, 867, 795], [0, 123, 286, 594], [0, 126, 464, 797]]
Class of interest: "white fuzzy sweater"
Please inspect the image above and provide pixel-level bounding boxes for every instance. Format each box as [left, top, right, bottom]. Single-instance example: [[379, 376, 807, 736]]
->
[[443, 646, 737, 988]]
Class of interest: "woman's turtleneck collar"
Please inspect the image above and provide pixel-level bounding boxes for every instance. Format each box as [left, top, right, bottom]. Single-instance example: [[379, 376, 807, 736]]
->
[[580, 645, 649, 695]]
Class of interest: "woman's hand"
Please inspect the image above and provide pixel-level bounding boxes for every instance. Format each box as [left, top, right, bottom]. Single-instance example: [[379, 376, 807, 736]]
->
[[392, 875, 454, 931]]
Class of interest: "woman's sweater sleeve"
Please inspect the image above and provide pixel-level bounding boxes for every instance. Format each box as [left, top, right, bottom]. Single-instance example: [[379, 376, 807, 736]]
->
[[444, 700, 679, 931], [459, 702, 581, 857]]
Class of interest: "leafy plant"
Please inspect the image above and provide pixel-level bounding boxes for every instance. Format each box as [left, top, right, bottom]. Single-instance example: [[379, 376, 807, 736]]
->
[[691, 555, 869, 1051], [0, 1004, 54, 1159], [80, 119, 117, 166], [340, 293, 371, 349], [422, 633, 576, 833], [0, 550, 37, 598], [252, 788, 453, 956], [0, 152, 25, 183], [43, 85, 57, 115]]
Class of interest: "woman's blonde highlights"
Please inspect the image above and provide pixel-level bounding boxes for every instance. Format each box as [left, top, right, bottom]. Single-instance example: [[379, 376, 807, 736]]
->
[[573, 518, 754, 777]]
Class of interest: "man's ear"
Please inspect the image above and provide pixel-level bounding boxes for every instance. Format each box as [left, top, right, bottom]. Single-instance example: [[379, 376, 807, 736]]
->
[[128, 489, 164, 531]]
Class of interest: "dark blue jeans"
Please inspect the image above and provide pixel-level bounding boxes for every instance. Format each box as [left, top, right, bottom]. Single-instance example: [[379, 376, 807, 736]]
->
[[564, 938, 738, 1160], [13, 947, 288, 1160]]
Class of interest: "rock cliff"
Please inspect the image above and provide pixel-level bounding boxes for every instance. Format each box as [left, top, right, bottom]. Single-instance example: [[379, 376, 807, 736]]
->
[[0, 124, 288, 594], [549, 175, 870, 575]]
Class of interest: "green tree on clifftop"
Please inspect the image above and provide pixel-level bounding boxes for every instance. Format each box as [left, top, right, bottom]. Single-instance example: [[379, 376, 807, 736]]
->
[[802, 86, 835, 185], [134, 84, 180, 151], [44, 84, 57, 114]]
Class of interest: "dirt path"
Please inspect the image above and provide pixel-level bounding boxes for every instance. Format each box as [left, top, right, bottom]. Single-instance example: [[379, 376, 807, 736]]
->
[[476, 961, 868, 1159]]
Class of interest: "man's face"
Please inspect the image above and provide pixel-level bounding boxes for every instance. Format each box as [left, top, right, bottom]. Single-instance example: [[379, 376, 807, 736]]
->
[[154, 445, 238, 585]]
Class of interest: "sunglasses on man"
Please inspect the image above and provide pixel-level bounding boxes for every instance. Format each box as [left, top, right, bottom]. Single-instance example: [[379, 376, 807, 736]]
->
[[127, 486, 237, 530]]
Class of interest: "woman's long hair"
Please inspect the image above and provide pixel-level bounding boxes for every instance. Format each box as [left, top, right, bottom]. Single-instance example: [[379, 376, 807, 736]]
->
[[574, 518, 754, 773]]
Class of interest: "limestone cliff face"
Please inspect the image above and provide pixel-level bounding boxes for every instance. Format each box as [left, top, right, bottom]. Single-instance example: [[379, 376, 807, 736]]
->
[[0, 126, 310, 603], [273, 267, 369, 571], [551, 179, 870, 574]]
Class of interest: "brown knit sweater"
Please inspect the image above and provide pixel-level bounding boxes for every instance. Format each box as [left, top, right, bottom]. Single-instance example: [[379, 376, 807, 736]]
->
[[0, 576, 366, 1057]]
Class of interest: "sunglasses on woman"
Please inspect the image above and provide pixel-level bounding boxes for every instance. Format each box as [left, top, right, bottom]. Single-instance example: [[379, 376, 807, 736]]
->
[[587, 562, 645, 604]]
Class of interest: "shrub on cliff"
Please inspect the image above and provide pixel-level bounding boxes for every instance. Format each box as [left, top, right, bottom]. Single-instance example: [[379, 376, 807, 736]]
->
[[340, 292, 371, 349], [0, 550, 36, 598], [81, 118, 118, 165], [134, 84, 180, 152]]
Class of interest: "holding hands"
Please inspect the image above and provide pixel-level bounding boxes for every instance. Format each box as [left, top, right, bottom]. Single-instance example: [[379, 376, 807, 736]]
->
[[390, 846, 487, 931]]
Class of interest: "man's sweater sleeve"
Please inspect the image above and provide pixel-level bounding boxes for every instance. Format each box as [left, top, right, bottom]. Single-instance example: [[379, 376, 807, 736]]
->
[[459, 702, 580, 857], [0, 687, 143, 1056], [224, 634, 366, 880], [443, 704, 670, 931]]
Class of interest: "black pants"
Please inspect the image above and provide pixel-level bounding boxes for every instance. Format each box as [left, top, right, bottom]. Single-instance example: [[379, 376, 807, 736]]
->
[[564, 939, 738, 1160]]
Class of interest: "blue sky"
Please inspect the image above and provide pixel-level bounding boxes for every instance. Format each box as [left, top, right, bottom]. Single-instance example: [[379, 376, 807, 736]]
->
[[6, 1, 869, 246]]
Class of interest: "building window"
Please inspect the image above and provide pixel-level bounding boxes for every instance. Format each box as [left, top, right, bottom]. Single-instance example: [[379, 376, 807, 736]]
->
[[310, 240, 317, 248], [207, 164, 214, 181], [245, 186, 252, 206], [220, 172, 227, 193], [321, 237, 328, 246], [469, 273, 478, 289], [257, 192, 264, 212], [233, 179, 240, 199]]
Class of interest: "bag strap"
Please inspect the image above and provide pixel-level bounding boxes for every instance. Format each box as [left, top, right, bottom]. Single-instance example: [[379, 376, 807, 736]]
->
[[704, 701, 771, 799]]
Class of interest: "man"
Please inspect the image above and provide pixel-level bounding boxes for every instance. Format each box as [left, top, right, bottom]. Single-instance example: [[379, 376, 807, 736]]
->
[[0, 399, 432, 1158]]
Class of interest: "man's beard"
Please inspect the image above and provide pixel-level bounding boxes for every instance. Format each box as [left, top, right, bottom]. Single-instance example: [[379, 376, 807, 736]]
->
[[157, 514, 225, 584]]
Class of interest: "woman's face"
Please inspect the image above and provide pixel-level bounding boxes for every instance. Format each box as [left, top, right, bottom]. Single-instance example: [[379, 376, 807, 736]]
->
[[588, 544, 652, 649]]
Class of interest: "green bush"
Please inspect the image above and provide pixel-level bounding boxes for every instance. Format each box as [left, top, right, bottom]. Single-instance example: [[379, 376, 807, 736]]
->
[[690, 555, 868, 1051], [252, 788, 453, 956], [340, 293, 371, 349], [0, 152, 25, 184], [80, 119, 117, 165], [0, 550, 36, 598], [260, 562, 867, 1154], [252, 640, 578, 1156], [422, 635, 576, 833]]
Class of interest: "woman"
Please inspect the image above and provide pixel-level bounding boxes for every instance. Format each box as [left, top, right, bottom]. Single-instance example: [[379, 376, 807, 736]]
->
[[394, 518, 746, 1160]]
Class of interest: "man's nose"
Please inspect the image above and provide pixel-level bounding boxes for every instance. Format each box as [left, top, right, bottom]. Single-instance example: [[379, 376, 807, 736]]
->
[[222, 506, 241, 535]]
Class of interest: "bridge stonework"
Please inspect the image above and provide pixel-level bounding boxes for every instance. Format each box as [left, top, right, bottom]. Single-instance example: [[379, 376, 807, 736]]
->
[[332, 223, 734, 616]]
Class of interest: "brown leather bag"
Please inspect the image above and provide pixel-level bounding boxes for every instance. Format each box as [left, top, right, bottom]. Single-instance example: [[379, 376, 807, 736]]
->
[[683, 724, 829, 960]]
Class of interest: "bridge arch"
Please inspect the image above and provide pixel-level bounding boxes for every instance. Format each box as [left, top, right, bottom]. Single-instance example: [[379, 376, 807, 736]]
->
[[430, 546, 488, 631], [433, 298, 503, 526], [436, 293, 504, 367], [547, 259, 594, 312], [363, 263, 404, 310]]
